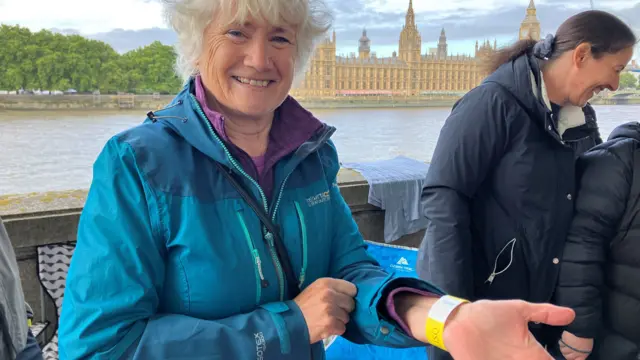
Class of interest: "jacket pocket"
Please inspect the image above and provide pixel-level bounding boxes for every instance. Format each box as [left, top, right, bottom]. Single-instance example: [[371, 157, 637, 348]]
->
[[235, 209, 268, 305], [485, 237, 517, 285]]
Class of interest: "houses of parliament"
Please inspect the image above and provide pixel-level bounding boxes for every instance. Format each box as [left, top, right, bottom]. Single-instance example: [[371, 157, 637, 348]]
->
[[291, 0, 542, 97]]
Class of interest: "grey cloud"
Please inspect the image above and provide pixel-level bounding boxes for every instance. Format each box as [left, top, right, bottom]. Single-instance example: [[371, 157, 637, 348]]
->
[[331, 1, 639, 46], [50, 28, 81, 36], [86, 27, 177, 53]]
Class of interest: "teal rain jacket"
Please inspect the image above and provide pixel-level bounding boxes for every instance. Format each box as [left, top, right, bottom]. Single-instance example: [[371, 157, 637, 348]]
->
[[59, 82, 444, 359]]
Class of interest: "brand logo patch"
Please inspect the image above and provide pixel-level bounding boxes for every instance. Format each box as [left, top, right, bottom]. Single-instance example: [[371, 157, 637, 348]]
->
[[306, 190, 331, 207]]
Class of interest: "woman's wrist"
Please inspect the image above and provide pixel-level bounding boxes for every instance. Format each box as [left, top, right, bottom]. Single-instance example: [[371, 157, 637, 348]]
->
[[395, 293, 432, 341], [395, 293, 469, 346]]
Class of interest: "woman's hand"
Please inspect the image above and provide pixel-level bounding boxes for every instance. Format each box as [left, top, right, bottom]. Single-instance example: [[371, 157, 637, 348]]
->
[[396, 295, 576, 360], [293, 278, 357, 344], [558, 331, 593, 360]]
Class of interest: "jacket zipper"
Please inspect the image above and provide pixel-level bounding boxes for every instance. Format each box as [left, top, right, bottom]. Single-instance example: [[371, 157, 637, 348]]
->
[[294, 201, 308, 288], [236, 211, 268, 305], [190, 94, 287, 301], [189, 94, 319, 359]]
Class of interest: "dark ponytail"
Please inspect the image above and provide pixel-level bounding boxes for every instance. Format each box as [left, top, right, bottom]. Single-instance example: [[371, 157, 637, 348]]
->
[[485, 39, 537, 73], [486, 10, 637, 74]]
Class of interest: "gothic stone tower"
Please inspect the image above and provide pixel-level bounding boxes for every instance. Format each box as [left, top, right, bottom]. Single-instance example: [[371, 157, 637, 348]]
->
[[519, 0, 541, 40], [399, 0, 421, 64], [358, 28, 371, 59], [437, 28, 448, 59]]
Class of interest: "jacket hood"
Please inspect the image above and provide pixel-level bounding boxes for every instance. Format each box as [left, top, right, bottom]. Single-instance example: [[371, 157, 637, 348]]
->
[[144, 80, 335, 169], [608, 122, 640, 142], [483, 52, 593, 139], [483, 53, 548, 120]]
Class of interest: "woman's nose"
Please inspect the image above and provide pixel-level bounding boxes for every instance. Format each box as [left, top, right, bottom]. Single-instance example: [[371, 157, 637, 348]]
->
[[609, 74, 621, 91], [244, 39, 273, 72]]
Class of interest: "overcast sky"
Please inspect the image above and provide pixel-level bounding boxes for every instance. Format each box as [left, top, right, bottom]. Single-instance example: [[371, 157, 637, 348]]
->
[[1, 0, 638, 59]]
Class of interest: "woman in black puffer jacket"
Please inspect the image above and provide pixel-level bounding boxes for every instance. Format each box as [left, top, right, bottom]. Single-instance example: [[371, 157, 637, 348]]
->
[[555, 122, 640, 360]]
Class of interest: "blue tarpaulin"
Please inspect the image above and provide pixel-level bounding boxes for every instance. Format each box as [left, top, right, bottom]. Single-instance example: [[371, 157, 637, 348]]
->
[[325, 241, 428, 360]]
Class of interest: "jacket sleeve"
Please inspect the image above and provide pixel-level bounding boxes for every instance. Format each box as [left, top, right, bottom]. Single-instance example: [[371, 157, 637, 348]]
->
[[321, 141, 445, 348], [417, 85, 510, 299], [554, 144, 633, 338], [59, 138, 310, 360]]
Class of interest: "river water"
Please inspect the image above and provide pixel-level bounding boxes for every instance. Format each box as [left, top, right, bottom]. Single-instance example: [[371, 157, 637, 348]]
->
[[1, 105, 638, 195]]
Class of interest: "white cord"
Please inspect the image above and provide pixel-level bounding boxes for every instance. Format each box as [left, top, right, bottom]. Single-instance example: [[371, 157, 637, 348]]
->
[[485, 238, 517, 284]]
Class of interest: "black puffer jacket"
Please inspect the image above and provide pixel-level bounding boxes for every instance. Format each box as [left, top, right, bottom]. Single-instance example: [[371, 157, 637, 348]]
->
[[555, 122, 640, 360], [417, 52, 602, 359]]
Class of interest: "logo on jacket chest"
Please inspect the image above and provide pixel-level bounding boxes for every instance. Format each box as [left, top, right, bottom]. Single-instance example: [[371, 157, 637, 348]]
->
[[306, 190, 331, 207]]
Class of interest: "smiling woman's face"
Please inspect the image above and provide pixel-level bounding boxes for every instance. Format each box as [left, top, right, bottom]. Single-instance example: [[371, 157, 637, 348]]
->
[[198, 15, 297, 119], [566, 44, 634, 106]]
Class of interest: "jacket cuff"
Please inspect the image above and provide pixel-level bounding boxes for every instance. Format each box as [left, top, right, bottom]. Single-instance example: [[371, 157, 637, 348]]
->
[[385, 287, 441, 336], [371, 276, 446, 345]]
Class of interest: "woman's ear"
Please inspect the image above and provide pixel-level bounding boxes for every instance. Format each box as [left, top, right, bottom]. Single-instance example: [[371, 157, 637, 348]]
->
[[572, 43, 592, 68]]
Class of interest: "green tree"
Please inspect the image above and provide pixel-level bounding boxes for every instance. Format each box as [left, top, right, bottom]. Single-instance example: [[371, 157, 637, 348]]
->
[[0, 25, 182, 94], [619, 72, 638, 89]]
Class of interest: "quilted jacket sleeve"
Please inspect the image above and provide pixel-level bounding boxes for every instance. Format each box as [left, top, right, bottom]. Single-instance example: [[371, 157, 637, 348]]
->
[[554, 140, 635, 338]]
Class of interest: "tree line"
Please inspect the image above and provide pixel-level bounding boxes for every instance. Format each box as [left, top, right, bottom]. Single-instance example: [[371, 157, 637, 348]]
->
[[0, 25, 183, 94], [620, 72, 639, 90]]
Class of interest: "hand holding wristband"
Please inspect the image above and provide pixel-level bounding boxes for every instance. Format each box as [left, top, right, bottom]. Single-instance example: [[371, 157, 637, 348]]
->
[[425, 295, 469, 351]]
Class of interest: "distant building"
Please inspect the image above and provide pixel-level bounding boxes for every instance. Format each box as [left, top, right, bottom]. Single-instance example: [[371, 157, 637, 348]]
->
[[290, 0, 497, 97], [290, 0, 544, 97], [519, 0, 541, 41]]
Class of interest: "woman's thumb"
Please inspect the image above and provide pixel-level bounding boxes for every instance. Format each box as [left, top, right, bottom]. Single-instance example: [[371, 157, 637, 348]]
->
[[522, 303, 575, 326]]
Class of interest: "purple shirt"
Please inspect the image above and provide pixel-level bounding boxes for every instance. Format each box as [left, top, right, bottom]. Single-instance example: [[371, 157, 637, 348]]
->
[[252, 155, 266, 176], [194, 75, 435, 339]]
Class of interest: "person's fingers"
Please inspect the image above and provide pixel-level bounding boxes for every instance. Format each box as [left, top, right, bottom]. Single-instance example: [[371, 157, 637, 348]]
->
[[327, 303, 351, 324], [329, 278, 357, 297], [333, 291, 356, 313], [519, 302, 575, 326]]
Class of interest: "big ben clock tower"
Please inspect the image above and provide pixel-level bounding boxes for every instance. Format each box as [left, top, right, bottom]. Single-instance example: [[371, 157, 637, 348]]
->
[[519, 0, 541, 40]]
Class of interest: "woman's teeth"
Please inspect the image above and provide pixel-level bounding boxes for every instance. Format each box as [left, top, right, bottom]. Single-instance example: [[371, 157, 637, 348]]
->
[[234, 77, 270, 87]]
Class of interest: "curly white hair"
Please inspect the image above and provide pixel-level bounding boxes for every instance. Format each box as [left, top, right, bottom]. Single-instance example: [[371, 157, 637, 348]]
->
[[162, 0, 333, 83]]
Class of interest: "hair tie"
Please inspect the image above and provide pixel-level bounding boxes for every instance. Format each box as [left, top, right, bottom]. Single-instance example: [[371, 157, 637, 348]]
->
[[533, 34, 556, 60]]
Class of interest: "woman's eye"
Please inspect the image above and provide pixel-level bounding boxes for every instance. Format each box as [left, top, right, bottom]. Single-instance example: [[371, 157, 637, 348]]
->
[[272, 36, 291, 44], [227, 30, 244, 38]]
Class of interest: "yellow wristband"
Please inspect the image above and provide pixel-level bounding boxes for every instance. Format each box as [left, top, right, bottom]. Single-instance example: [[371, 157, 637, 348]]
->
[[425, 295, 469, 351]]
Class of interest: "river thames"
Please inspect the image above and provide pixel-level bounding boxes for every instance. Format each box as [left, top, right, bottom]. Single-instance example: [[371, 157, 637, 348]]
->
[[1, 104, 638, 195]]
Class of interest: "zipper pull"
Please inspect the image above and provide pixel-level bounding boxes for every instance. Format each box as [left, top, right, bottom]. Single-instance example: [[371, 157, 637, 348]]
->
[[253, 250, 269, 288], [485, 273, 495, 284], [264, 232, 274, 246], [298, 271, 306, 288]]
